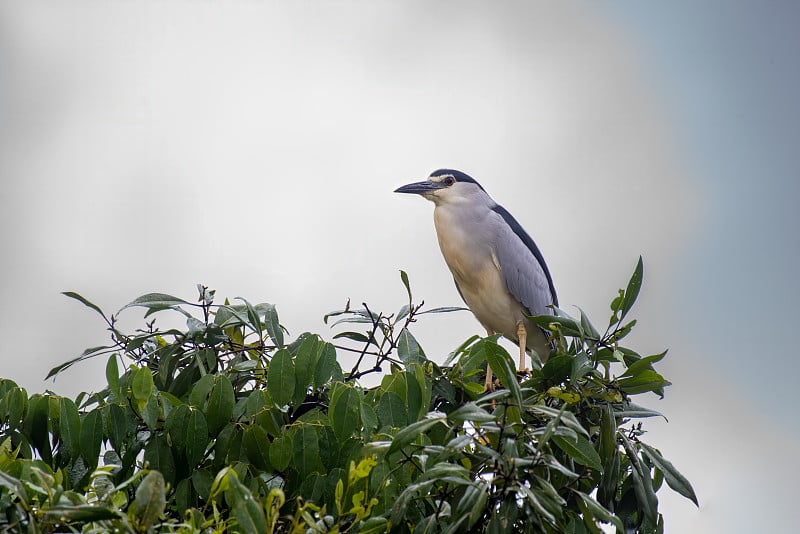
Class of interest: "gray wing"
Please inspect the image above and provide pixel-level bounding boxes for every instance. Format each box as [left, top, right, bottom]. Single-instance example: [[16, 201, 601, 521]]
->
[[490, 205, 557, 317]]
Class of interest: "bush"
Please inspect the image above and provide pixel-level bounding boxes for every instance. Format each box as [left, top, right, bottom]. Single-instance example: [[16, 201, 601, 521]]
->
[[0, 259, 695, 533]]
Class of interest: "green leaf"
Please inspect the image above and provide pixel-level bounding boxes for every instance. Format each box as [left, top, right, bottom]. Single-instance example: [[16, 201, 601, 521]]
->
[[529, 313, 583, 337], [267, 349, 295, 407], [143, 434, 177, 487], [264, 304, 284, 347], [140, 393, 160, 432], [455, 483, 489, 529], [62, 291, 108, 320], [552, 434, 603, 471], [243, 424, 272, 471], [621, 351, 667, 378], [292, 424, 322, 478], [206, 375, 235, 435], [228, 474, 267, 534], [79, 409, 103, 468], [43, 505, 122, 522], [269, 433, 292, 472], [388, 413, 447, 455], [620, 433, 659, 525], [397, 328, 425, 366], [166, 404, 191, 452], [235, 296, 263, 340], [314, 342, 337, 389], [640, 443, 698, 506], [46, 345, 114, 380], [418, 306, 469, 315], [190, 374, 214, 407], [376, 392, 407, 429], [185, 408, 209, 467], [618, 370, 670, 396], [574, 490, 624, 532], [293, 336, 319, 406], [447, 402, 496, 424], [58, 397, 81, 463], [360, 398, 379, 438], [577, 307, 600, 340], [400, 270, 412, 301], [106, 403, 130, 452], [359, 517, 390, 534], [132, 471, 166, 529], [405, 370, 424, 423], [621, 256, 644, 319], [4, 387, 27, 429], [106, 355, 120, 394], [616, 403, 667, 420], [329, 385, 360, 442], [483, 341, 523, 413], [122, 293, 190, 311], [131, 366, 154, 402], [529, 405, 589, 438]]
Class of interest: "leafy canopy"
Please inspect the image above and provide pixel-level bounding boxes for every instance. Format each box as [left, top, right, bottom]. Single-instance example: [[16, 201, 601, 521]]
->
[[0, 258, 696, 533]]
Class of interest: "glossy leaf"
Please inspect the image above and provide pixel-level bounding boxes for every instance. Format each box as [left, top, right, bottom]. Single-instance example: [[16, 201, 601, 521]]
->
[[131, 366, 154, 402], [106, 355, 120, 395], [618, 370, 669, 395], [228, 473, 267, 534], [243, 424, 271, 471], [448, 402, 496, 424], [62, 291, 108, 319], [640, 443, 698, 506], [264, 304, 284, 347], [79, 409, 103, 467], [58, 397, 81, 463], [293, 336, 319, 406], [292, 424, 322, 478], [46, 344, 114, 380], [621, 256, 644, 319], [329, 385, 360, 442], [106, 403, 129, 452], [267, 349, 295, 408], [574, 491, 624, 532], [552, 434, 603, 471], [376, 392, 407, 429], [399, 269, 412, 299], [122, 292, 190, 311], [185, 408, 209, 466], [132, 471, 166, 529], [483, 341, 523, 412], [314, 342, 337, 389], [206, 375, 234, 435], [268, 433, 292, 472], [143, 435, 177, 487], [388, 413, 447, 455], [397, 328, 425, 366], [235, 296, 263, 339], [190, 374, 214, 407]]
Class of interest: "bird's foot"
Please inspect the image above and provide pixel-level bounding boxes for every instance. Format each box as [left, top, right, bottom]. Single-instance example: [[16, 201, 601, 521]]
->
[[484, 376, 497, 392]]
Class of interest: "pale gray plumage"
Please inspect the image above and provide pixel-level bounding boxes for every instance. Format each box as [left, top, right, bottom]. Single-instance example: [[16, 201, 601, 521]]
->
[[395, 169, 557, 379]]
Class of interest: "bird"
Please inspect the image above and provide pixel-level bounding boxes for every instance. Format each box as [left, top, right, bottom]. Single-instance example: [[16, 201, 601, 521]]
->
[[395, 169, 558, 390]]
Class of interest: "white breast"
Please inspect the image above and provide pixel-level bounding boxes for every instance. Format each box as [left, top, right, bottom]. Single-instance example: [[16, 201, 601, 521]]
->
[[433, 204, 526, 339]]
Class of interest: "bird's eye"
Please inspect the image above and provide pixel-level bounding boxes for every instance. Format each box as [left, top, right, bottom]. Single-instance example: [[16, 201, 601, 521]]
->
[[444, 176, 455, 186]]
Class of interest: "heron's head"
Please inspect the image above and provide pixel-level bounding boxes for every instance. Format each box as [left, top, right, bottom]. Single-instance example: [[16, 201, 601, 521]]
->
[[394, 169, 487, 206]]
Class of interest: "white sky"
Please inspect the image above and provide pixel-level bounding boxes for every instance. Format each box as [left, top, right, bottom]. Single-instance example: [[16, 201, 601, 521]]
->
[[1, 2, 798, 532]]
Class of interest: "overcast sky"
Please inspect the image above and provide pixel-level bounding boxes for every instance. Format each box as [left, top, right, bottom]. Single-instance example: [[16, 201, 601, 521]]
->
[[1, 2, 798, 532]]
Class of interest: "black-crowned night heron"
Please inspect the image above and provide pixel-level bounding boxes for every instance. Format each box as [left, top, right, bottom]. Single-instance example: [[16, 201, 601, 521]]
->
[[395, 169, 558, 389]]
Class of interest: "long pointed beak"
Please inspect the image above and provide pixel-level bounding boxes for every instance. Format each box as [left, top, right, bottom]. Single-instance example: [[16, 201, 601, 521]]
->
[[394, 180, 445, 195]]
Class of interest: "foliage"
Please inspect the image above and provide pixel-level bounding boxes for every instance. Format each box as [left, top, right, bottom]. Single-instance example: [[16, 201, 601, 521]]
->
[[0, 258, 696, 533]]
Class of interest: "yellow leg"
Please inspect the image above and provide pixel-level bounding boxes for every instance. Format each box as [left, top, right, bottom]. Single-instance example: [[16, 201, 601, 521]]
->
[[484, 329, 495, 391], [516, 321, 527, 372]]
